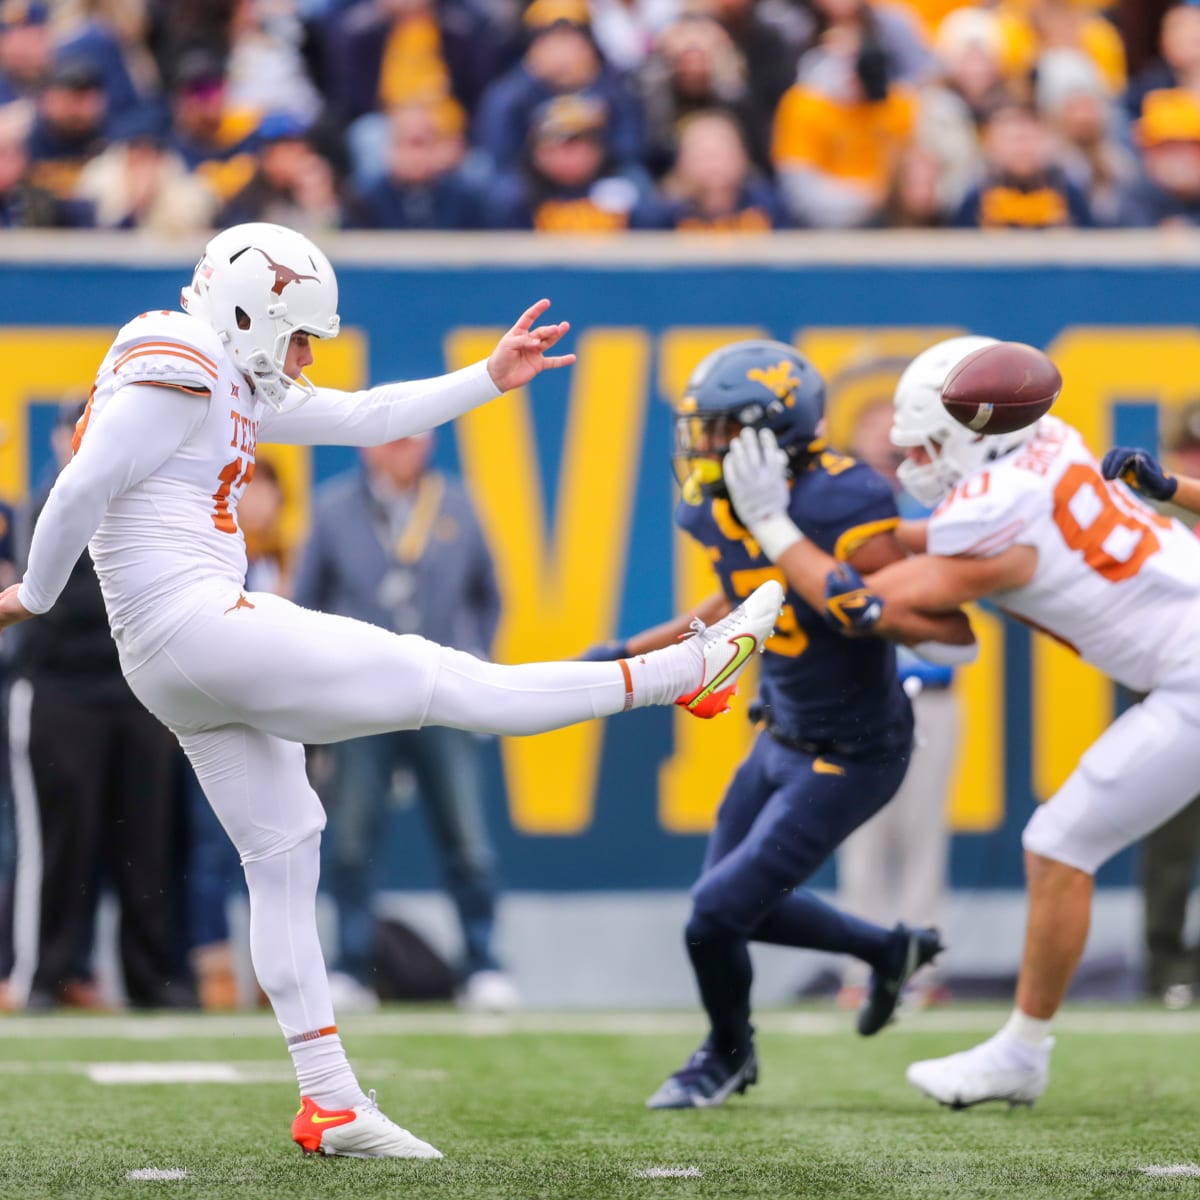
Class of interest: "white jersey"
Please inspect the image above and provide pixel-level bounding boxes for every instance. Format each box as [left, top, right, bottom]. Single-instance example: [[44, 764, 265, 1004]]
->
[[927, 415, 1200, 692], [18, 308, 499, 668]]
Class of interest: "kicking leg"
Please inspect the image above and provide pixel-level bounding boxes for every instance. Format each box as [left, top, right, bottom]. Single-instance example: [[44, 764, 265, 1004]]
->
[[125, 582, 782, 743]]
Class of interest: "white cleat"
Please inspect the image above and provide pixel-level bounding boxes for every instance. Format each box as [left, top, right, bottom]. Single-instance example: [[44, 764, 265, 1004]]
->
[[674, 580, 784, 718], [906, 1033, 1052, 1110], [458, 969, 520, 1013], [292, 1090, 443, 1159]]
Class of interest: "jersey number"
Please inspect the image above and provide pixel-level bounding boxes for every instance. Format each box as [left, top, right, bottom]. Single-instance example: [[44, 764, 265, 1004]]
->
[[730, 566, 807, 658], [1052, 461, 1165, 582], [212, 455, 255, 534]]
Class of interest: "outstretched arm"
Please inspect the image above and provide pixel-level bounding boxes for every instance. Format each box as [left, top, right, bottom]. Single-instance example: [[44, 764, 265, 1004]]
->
[[259, 299, 576, 446], [865, 545, 1036, 643]]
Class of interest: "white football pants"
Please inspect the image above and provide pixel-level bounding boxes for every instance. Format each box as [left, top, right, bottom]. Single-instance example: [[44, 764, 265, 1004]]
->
[[1023, 658, 1200, 875], [124, 587, 636, 863]]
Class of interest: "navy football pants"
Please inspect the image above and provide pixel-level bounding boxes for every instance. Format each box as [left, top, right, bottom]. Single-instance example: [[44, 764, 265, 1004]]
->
[[686, 729, 911, 1057]]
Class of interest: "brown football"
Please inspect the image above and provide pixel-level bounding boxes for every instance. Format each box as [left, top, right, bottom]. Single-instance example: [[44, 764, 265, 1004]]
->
[[941, 342, 1062, 435]]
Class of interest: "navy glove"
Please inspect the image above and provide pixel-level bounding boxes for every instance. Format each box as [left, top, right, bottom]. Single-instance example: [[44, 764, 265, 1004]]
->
[[1101, 446, 1177, 500], [576, 639, 630, 662], [823, 563, 883, 633]]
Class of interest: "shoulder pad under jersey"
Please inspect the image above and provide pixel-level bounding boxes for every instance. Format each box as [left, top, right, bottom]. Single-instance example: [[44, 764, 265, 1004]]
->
[[928, 464, 1045, 559], [109, 310, 225, 394]]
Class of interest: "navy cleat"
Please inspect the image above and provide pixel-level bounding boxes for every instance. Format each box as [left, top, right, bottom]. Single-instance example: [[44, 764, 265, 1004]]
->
[[645, 1042, 758, 1110], [857, 924, 944, 1037]]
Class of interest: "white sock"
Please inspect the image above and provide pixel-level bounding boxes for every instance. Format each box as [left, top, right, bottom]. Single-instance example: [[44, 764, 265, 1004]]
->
[[1002, 1008, 1053, 1050], [242, 834, 366, 1109], [289, 1032, 367, 1110], [624, 638, 704, 709]]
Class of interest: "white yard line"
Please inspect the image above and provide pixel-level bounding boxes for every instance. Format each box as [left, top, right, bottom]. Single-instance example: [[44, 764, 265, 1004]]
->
[[1139, 1165, 1200, 1177], [635, 1167, 703, 1179], [3, 1008, 1200, 1040], [126, 1169, 189, 1181]]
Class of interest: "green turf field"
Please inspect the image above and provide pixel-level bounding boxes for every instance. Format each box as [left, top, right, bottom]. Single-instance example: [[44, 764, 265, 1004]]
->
[[1, 1006, 1198, 1200]]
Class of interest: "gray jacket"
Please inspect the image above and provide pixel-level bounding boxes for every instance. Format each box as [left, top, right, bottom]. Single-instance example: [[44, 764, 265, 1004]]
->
[[293, 467, 501, 657]]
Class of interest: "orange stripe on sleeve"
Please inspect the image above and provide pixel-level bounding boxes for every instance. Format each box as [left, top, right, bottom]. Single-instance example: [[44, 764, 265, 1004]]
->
[[114, 340, 219, 376]]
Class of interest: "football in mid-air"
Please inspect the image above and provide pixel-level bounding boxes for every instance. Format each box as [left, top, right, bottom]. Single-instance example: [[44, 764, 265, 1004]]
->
[[941, 342, 1062, 435]]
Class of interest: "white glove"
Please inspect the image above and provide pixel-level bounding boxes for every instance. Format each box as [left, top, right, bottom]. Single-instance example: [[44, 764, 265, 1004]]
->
[[723, 428, 804, 560]]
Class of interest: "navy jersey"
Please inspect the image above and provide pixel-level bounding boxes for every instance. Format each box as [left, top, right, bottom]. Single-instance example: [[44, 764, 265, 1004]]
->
[[675, 450, 911, 750]]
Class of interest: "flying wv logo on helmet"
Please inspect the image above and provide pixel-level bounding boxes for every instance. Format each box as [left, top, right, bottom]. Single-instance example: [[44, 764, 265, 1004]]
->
[[672, 340, 825, 506], [745, 359, 800, 404]]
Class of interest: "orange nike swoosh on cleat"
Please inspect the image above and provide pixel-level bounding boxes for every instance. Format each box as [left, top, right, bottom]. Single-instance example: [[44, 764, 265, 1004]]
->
[[687, 634, 758, 711], [813, 757, 846, 776]]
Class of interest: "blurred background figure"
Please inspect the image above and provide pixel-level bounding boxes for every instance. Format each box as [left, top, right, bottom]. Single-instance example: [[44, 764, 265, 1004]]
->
[[1124, 0, 1200, 120], [473, 0, 643, 178], [75, 109, 217, 234], [770, 0, 920, 228], [0, 487, 16, 1010], [0, 0, 51, 104], [185, 458, 290, 1010], [636, 14, 765, 178], [632, 106, 783, 230], [1121, 87, 1200, 226], [487, 91, 645, 231], [217, 110, 344, 232], [953, 99, 1094, 227], [1035, 47, 1141, 227], [294, 432, 517, 1013], [26, 54, 108, 203], [1138, 401, 1200, 1010], [5, 401, 192, 1012], [875, 142, 954, 227], [0, 99, 90, 226], [322, 0, 512, 126], [166, 46, 259, 207], [348, 100, 483, 229], [828, 368, 958, 1012]]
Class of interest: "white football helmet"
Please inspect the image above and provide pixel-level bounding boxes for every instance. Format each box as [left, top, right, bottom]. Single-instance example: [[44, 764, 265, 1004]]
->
[[181, 222, 340, 411], [891, 335, 1036, 507]]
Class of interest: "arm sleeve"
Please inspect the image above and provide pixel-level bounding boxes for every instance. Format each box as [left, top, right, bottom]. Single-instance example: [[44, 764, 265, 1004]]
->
[[17, 383, 208, 614], [927, 476, 1042, 559], [256, 360, 501, 446]]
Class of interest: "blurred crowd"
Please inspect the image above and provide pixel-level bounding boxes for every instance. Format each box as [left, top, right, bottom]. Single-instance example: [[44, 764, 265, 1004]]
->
[[0, 0, 1193, 235]]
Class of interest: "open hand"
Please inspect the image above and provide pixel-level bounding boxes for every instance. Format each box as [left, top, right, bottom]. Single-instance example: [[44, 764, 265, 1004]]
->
[[486, 299, 576, 393], [0, 583, 33, 634], [723, 428, 790, 528]]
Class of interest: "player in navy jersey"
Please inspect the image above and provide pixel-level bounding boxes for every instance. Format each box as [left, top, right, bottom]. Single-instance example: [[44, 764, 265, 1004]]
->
[[585, 340, 970, 1109]]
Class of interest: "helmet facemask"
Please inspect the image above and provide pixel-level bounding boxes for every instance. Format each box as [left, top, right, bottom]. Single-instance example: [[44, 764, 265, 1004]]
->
[[181, 223, 341, 412]]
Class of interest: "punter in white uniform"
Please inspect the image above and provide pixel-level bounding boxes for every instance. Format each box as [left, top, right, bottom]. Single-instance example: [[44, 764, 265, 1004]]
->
[[716, 335, 1200, 1110], [0, 223, 782, 1158]]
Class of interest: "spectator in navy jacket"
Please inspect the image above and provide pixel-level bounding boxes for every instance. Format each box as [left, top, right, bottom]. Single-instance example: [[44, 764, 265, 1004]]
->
[[632, 108, 783, 230], [473, 0, 644, 176], [350, 100, 484, 229]]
